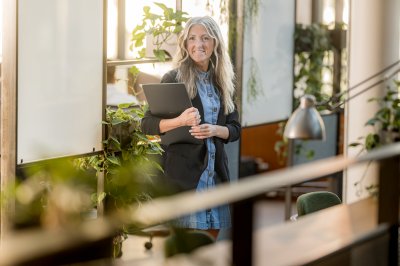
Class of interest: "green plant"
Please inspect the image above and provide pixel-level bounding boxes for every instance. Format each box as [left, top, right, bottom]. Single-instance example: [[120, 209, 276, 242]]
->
[[293, 23, 334, 108], [243, 0, 262, 104], [275, 24, 335, 164], [350, 80, 400, 151], [206, 0, 229, 25], [246, 57, 264, 102], [274, 124, 315, 167], [244, 0, 259, 26], [76, 103, 163, 209], [8, 158, 97, 229], [75, 103, 164, 258], [130, 2, 189, 62], [128, 65, 141, 97], [350, 80, 400, 197]]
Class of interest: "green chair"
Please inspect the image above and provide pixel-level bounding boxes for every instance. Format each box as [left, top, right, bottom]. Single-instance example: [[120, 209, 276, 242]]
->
[[297, 191, 342, 217], [164, 228, 215, 258]]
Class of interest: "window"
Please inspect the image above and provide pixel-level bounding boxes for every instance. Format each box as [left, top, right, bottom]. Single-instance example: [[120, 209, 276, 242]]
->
[[106, 0, 230, 102], [107, 0, 229, 60]]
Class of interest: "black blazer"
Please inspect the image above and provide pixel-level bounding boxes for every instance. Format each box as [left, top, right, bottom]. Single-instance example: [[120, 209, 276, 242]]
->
[[141, 69, 241, 191]]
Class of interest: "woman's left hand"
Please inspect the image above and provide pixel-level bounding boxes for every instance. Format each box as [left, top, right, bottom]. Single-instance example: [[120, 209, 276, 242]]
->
[[189, 124, 218, 139]]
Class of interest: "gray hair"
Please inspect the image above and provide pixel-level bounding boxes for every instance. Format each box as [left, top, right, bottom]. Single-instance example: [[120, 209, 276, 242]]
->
[[173, 16, 235, 114]]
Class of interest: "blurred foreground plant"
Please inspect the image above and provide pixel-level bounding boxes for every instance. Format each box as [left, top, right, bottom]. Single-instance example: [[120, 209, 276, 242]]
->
[[76, 103, 166, 258], [1, 103, 166, 258], [75, 103, 164, 210], [7, 158, 97, 229]]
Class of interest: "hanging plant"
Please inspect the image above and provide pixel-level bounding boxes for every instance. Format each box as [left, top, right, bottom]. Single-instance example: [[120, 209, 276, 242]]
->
[[246, 57, 264, 103], [244, 0, 259, 26], [246, 0, 261, 104]]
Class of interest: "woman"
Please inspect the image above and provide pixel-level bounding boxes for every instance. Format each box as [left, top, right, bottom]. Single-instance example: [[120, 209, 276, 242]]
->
[[141, 16, 241, 239]]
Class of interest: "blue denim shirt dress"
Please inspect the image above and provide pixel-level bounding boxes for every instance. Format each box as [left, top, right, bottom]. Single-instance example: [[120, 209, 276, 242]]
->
[[172, 71, 231, 229]]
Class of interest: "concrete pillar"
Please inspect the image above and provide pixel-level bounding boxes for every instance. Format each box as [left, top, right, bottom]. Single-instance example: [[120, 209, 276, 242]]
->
[[344, 0, 400, 203], [1, 0, 17, 235]]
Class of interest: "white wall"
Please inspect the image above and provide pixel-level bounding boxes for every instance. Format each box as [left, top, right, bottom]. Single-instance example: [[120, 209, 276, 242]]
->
[[344, 0, 400, 203], [17, 0, 104, 164], [241, 0, 295, 126]]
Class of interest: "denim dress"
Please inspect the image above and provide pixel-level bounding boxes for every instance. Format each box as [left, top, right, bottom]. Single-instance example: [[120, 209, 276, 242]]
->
[[172, 71, 231, 229]]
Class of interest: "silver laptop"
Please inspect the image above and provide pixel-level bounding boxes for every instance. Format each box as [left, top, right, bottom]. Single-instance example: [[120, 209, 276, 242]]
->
[[141, 83, 202, 145]]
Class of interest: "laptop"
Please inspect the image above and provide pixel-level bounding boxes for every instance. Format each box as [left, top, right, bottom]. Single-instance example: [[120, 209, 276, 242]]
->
[[141, 83, 203, 145]]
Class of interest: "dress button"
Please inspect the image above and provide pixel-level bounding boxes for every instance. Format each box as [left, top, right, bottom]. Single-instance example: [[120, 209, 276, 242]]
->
[[211, 154, 215, 159], [213, 107, 217, 112], [208, 93, 213, 97]]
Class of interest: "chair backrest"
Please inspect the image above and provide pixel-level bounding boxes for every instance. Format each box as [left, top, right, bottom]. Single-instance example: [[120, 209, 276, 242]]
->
[[297, 191, 341, 217], [164, 229, 215, 258]]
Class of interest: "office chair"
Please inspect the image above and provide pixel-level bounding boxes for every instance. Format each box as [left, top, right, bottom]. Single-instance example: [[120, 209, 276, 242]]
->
[[297, 191, 342, 216], [163, 228, 215, 258], [290, 191, 341, 221]]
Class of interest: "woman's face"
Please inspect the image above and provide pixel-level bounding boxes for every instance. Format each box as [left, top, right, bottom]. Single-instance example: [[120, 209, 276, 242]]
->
[[186, 24, 215, 72]]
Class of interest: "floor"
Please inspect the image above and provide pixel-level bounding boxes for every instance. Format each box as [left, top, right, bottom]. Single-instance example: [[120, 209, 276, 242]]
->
[[115, 198, 296, 265]]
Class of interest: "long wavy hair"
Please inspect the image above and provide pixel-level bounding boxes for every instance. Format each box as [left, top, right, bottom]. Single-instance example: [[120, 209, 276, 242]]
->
[[173, 16, 235, 114]]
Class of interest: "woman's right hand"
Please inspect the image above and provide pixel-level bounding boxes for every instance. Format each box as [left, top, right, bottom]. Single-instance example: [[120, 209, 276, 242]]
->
[[159, 107, 200, 133], [179, 107, 201, 127]]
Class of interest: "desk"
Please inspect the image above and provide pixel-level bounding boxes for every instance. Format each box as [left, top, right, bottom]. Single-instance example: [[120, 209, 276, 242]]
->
[[117, 198, 383, 266]]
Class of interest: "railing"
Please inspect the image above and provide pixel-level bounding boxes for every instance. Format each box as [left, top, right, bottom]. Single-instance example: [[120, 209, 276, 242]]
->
[[107, 58, 171, 66], [0, 143, 399, 265]]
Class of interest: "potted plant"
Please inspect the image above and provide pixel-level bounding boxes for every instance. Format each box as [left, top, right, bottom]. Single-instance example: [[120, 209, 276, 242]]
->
[[350, 79, 400, 196], [350, 80, 400, 150], [130, 2, 189, 62], [75, 103, 165, 257]]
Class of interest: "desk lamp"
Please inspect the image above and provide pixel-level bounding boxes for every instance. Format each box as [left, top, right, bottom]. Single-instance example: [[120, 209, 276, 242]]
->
[[282, 60, 400, 219], [285, 60, 400, 140]]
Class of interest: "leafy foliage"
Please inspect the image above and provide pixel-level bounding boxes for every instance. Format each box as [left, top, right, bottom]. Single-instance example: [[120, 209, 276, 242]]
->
[[75, 103, 164, 258], [9, 158, 97, 229], [275, 24, 335, 164], [350, 80, 399, 197], [293, 24, 334, 108], [9, 103, 164, 229], [76, 103, 164, 210], [349, 80, 400, 151], [246, 57, 264, 103], [130, 2, 189, 62]]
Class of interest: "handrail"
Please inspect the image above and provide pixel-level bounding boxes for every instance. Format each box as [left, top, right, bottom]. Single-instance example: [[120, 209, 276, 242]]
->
[[0, 219, 116, 265], [127, 142, 400, 226], [0, 143, 398, 265]]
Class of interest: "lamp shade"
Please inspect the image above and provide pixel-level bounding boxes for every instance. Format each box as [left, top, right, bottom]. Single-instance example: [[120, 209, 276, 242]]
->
[[284, 95, 326, 140]]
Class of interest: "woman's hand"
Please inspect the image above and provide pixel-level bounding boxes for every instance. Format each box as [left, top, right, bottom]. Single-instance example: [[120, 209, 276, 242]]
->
[[159, 107, 200, 133], [189, 124, 217, 139], [179, 107, 201, 127], [190, 124, 230, 139]]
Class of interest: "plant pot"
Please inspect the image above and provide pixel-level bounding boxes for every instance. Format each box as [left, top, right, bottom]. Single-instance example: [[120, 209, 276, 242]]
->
[[380, 130, 400, 145]]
